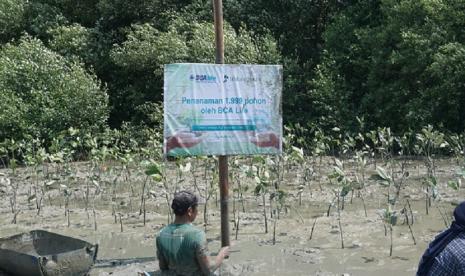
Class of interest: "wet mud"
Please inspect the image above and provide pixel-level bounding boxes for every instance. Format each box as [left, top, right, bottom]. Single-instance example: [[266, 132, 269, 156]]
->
[[0, 158, 463, 275]]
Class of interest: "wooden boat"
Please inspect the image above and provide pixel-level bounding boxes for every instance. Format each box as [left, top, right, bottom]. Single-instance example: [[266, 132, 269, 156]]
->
[[0, 230, 98, 276]]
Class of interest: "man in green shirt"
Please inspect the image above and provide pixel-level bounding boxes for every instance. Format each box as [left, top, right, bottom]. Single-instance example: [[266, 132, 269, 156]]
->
[[156, 191, 229, 275]]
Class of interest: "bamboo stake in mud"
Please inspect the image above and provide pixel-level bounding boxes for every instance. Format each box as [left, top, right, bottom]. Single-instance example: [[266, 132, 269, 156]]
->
[[272, 218, 277, 245], [309, 217, 318, 240], [407, 199, 414, 224], [93, 206, 97, 231], [213, 0, 230, 247], [119, 213, 123, 232], [235, 211, 240, 240], [389, 224, 393, 256], [403, 208, 416, 245], [11, 210, 20, 224]]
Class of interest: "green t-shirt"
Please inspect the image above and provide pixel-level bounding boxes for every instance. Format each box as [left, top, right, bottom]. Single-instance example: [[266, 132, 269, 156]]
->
[[156, 223, 208, 276]]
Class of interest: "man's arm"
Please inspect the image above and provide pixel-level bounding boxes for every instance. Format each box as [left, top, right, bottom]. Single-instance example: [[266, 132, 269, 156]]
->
[[196, 246, 230, 275], [156, 238, 169, 271], [197, 254, 212, 276]]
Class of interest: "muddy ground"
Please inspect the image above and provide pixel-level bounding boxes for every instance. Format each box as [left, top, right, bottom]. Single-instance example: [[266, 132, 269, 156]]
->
[[0, 158, 464, 275]]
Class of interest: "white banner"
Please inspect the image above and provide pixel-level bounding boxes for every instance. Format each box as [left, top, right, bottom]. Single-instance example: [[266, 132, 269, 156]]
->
[[164, 63, 282, 156]]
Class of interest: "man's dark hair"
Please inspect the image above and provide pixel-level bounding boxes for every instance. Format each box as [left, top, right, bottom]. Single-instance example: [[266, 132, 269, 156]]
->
[[171, 191, 198, 216]]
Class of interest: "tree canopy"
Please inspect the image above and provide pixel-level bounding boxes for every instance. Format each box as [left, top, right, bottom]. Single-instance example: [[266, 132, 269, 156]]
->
[[0, 0, 464, 143]]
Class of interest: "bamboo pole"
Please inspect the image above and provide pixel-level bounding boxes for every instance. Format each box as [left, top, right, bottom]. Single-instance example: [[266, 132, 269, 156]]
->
[[213, 0, 230, 247]]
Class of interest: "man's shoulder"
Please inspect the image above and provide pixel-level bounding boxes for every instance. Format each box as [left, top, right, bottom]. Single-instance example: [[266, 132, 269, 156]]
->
[[157, 224, 205, 236], [446, 232, 465, 255], [181, 224, 206, 238]]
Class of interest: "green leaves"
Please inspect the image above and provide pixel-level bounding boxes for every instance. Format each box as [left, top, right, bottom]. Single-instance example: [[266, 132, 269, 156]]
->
[[47, 23, 93, 62], [0, 0, 26, 42], [383, 208, 398, 226], [314, 0, 465, 133], [0, 36, 108, 142], [144, 160, 163, 182], [289, 146, 304, 162], [369, 166, 392, 187], [448, 180, 460, 191], [110, 23, 189, 73]]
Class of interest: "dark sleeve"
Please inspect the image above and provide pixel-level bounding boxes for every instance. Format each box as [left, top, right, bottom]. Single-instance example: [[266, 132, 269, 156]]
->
[[194, 230, 208, 258], [156, 236, 168, 270]]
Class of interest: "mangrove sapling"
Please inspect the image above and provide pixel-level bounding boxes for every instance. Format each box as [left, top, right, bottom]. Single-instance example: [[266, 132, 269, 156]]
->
[[382, 207, 398, 257], [1, 175, 19, 222], [422, 176, 438, 215], [328, 159, 353, 249], [191, 156, 204, 199], [312, 129, 330, 190], [175, 157, 191, 192], [377, 127, 395, 166], [254, 174, 270, 234], [415, 126, 448, 214], [373, 164, 402, 257], [328, 127, 343, 164], [265, 157, 281, 219], [232, 162, 250, 238], [145, 159, 170, 222], [448, 134, 464, 165], [365, 130, 380, 168], [436, 204, 450, 228], [198, 157, 215, 228], [352, 150, 369, 216], [8, 177, 19, 220], [62, 185, 72, 216], [139, 175, 149, 216], [287, 203, 305, 224], [373, 164, 406, 211], [448, 167, 465, 192], [23, 139, 47, 215], [204, 170, 218, 231], [271, 190, 287, 245], [33, 186, 43, 215], [253, 156, 272, 229], [341, 134, 357, 161], [4, 139, 21, 176], [288, 146, 305, 205], [0, 144, 7, 168], [400, 204, 417, 245], [144, 160, 164, 224]]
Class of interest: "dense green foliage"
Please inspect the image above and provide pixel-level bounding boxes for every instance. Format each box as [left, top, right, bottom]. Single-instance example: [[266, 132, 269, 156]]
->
[[0, 0, 464, 149], [0, 36, 108, 141], [316, 0, 465, 132]]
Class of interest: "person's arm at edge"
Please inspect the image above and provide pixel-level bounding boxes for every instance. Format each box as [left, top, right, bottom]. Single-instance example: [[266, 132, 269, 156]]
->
[[197, 246, 230, 275]]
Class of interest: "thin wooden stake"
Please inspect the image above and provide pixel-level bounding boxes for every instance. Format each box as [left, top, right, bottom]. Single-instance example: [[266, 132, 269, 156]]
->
[[309, 218, 318, 240]]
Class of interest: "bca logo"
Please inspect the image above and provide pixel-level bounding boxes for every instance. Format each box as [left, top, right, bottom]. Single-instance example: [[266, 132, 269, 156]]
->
[[189, 74, 216, 82]]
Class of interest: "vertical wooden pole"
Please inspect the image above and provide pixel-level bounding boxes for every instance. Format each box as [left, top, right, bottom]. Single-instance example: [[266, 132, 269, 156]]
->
[[213, 0, 224, 64], [219, 155, 229, 246], [213, 0, 230, 247]]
